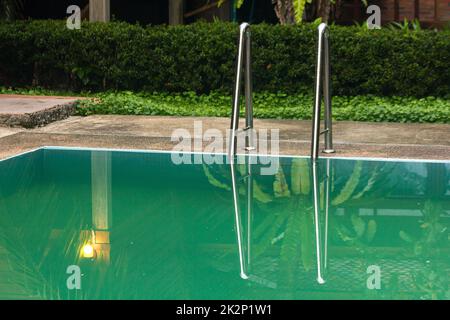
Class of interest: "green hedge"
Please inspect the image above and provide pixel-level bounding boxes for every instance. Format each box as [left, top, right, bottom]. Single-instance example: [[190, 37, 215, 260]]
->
[[0, 20, 449, 97]]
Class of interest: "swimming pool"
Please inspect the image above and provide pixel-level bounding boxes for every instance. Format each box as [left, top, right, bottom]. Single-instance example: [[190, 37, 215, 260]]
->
[[0, 147, 448, 300]]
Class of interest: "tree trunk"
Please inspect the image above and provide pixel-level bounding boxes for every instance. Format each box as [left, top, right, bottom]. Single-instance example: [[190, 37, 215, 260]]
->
[[272, 0, 296, 25], [315, 0, 331, 22], [305, 0, 332, 23]]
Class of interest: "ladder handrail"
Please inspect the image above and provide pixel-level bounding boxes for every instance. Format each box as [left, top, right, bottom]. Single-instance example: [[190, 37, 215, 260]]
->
[[229, 23, 254, 280], [229, 22, 254, 158], [311, 23, 335, 161]]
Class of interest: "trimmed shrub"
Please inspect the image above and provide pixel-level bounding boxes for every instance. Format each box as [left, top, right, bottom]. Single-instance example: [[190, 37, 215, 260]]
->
[[0, 20, 449, 97]]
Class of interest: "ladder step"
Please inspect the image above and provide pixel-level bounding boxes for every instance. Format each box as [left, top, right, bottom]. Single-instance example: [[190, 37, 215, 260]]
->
[[236, 126, 253, 134], [320, 128, 329, 135], [239, 174, 250, 181]]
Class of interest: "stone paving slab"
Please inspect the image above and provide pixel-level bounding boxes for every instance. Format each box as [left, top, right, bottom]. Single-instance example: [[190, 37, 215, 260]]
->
[[34, 115, 450, 146], [0, 127, 21, 139], [0, 95, 78, 128], [0, 132, 449, 162], [0, 113, 449, 161]]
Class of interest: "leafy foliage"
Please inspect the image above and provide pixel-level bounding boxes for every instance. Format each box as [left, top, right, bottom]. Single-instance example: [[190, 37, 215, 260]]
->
[[2, 87, 448, 123], [0, 20, 448, 97], [72, 91, 450, 123]]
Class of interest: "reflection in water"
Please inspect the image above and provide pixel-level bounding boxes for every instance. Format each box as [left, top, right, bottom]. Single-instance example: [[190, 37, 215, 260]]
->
[[229, 154, 248, 279], [0, 149, 448, 299], [90, 151, 112, 264], [225, 155, 449, 299], [311, 160, 326, 284], [229, 155, 277, 288]]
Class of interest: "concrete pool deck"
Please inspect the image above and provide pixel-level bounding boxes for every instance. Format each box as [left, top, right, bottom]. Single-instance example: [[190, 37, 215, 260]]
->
[[0, 115, 449, 161]]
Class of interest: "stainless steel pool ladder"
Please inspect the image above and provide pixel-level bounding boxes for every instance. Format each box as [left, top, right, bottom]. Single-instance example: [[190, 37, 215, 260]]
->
[[229, 22, 253, 280], [311, 23, 335, 161], [310, 23, 334, 284], [229, 23, 333, 284], [229, 22, 255, 158]]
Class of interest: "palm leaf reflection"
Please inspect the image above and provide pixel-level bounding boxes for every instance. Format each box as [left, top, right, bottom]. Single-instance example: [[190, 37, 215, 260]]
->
[[0, 184, 89, 300], [201, 157, 449, 298]]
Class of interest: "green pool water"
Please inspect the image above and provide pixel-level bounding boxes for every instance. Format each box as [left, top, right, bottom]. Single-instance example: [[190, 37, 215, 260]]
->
[[0, 148, 448, 300]]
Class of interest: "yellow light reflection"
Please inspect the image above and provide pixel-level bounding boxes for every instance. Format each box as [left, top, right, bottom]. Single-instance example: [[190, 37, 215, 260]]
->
[[81, 243, 95, 258]]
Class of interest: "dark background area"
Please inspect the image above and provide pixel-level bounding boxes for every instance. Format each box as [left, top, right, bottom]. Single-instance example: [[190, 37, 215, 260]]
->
[[23, 0, 88, 19], [22, 0, 168, 25], [110, 0, 168, 25], [20, 0, 277, 25], [236, 0, 278, 24]]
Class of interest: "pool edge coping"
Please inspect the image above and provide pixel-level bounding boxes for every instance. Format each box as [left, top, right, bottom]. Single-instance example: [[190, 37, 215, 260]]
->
[[5, 146, 445, 164], [1, 145, 449, 164]]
